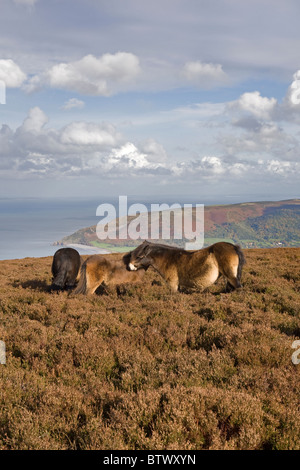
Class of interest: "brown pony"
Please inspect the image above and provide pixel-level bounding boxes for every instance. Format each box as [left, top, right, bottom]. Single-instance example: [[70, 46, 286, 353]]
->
[[73, 253, 145, 295], [126, 240, 245, 293]]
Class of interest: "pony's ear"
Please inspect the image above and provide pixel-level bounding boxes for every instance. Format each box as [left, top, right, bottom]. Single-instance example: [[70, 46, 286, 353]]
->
[[140, 240, 150, 251], [144, 244, 152, 256]]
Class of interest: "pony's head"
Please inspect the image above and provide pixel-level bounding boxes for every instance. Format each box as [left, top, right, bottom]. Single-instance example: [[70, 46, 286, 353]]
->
[[125, 241, 153, 271]]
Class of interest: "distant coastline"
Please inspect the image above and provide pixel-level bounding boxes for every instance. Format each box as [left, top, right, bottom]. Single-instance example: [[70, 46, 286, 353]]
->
[[56, 198, 300, 251], [1, 197, 300, 261]]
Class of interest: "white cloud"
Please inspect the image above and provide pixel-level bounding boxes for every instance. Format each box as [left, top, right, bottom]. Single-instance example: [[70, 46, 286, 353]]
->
[[45, 52, 141, 96], [21, 107, 48, 133], [62, 98, 85, 110], [183, 61, 228, 88], [139, 139, 168, 163], [0, 59, 26, 88], [0, 107, 166, 178], [283, 70, 300, 110], [218, 120, 299, 161], [171, 154, 299, 182], [222, 74, 300, 163], [106, 142, 150, 170], [173, 155, 230, 179], [266, 159, 292, 175], [1, 80, 300, 187], [60, 121, 121, 147], [231, 91, 277, 120], [200, 156, 225, 174]]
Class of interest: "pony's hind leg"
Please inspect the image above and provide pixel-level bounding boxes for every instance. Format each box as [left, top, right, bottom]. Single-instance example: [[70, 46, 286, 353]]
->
[[223, 262, 241, 291], [225, 274, 241, 291], [87, 276, 104, 294], [85, 267, 105, 295]]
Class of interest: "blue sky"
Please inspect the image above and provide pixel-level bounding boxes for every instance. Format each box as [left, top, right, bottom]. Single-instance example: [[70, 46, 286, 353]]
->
[[0, 0, 299, 202]]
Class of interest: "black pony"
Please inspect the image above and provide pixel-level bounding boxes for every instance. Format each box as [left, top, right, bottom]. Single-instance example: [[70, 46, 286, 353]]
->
[[51, 247, 81, 290]]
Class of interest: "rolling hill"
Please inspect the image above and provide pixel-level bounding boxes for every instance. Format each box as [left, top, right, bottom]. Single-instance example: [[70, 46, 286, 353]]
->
[[55, 199, 300, 251]]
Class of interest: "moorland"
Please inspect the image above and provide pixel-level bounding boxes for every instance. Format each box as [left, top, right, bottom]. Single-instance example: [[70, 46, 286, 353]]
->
[[0, 247, 299, 450]]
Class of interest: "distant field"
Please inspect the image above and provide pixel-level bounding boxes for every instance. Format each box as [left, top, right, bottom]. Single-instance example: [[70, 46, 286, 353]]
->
[[90, 241, 132, 253], [203, 237, 235, 246], [0, 248, 299, 450]]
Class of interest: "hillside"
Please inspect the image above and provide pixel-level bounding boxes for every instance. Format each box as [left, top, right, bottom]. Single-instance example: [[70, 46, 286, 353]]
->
[[55, 199, 300, 251], [0, 247, 299, 450]]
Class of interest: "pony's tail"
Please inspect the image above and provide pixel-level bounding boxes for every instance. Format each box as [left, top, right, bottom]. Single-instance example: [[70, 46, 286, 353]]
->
[[234, 244, 246, 283], [73, 263, 87, 294], [51, 271, 67, 290]]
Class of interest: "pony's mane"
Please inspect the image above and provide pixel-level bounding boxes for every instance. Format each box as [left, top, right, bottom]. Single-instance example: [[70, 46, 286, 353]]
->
[[142, 240, 186, 253]]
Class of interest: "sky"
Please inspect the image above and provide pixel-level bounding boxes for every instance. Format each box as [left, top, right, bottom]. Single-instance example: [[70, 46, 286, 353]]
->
[[0, 0, 300, 203]]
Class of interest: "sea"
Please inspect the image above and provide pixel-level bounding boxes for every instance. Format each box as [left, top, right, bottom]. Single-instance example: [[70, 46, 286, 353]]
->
[[0, 194, 289, 261], [0, 197, 109, 261]]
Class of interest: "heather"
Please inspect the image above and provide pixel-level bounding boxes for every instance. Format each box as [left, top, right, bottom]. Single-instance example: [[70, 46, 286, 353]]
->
[[0, 248, 299, 450]]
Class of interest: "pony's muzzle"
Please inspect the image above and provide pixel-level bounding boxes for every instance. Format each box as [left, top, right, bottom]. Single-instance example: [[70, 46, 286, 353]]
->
[[128, 262, 138, 271]]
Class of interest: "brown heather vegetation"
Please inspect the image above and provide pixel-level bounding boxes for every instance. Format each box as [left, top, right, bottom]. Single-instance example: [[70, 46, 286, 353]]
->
[[0, 248, 299, 450]]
